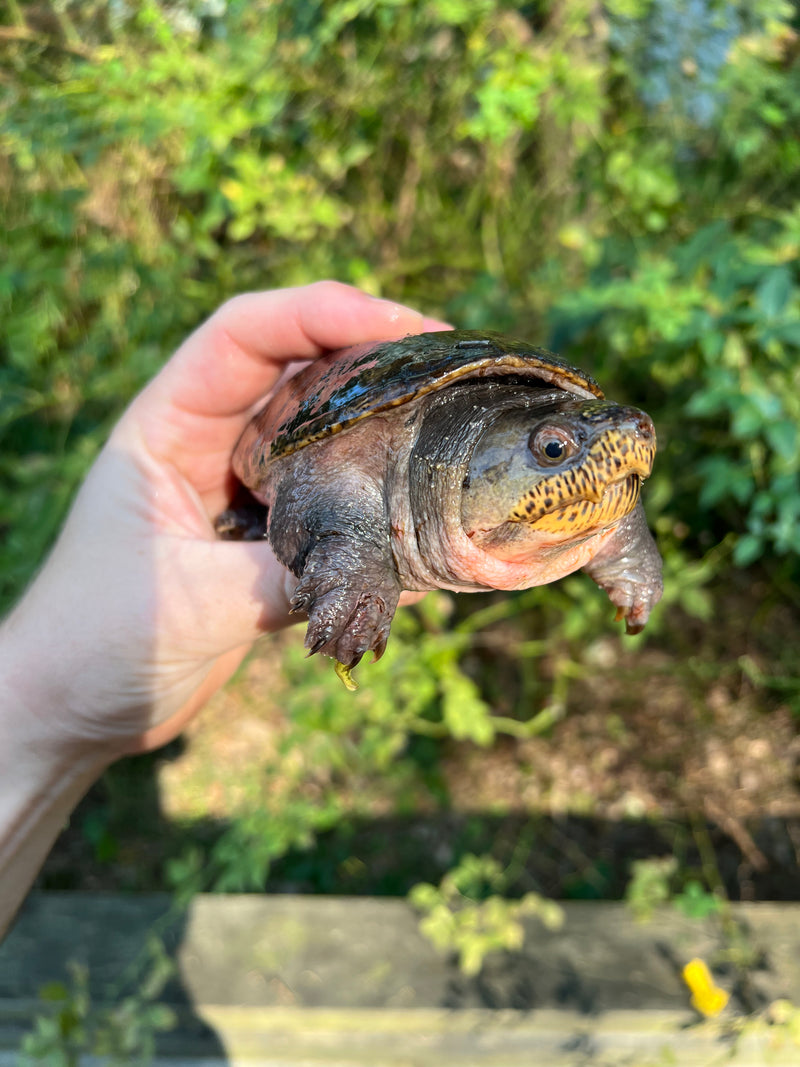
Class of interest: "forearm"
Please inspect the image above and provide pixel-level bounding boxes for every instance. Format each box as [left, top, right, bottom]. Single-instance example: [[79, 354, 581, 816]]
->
[[0, 613, 110, 939]]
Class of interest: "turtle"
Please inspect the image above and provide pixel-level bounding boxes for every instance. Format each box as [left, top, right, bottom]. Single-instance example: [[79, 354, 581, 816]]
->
[[218, 329, 663, 687]]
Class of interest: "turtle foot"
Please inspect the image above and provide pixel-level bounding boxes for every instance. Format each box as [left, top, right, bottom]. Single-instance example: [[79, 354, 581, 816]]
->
[[582, 502, 663, 635], [291, 574, 400, 670], [214, 489, 268, 542]]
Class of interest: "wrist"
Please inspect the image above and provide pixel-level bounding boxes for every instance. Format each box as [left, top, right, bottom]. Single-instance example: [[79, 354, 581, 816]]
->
[[0, 607, 112, 938], [0, 593, 114, 772]]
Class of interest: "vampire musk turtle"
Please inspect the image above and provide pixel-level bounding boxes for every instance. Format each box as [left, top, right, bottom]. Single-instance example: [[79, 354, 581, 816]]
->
[[220, 330, 663, 686]]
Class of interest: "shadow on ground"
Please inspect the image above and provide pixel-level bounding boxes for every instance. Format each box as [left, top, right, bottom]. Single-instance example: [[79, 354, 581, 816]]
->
[[39, 746, 800, 902]]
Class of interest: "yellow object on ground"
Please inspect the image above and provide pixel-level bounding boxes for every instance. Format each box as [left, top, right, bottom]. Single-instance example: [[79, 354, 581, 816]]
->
[[683, 958, 730, 1017]]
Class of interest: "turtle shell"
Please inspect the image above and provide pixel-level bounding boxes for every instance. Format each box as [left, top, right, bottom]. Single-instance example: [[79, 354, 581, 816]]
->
[[236, 330, 604, 466]]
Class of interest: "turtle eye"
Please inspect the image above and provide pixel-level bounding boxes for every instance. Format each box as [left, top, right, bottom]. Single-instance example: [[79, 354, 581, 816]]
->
[[529, 426, 575, 465]]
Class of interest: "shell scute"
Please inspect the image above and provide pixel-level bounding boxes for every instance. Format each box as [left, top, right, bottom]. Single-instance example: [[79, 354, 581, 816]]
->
[[238, 330, 603, 465]]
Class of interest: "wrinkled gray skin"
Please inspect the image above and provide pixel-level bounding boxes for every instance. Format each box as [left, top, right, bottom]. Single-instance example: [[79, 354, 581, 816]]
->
[[233, 378, 663, 670]]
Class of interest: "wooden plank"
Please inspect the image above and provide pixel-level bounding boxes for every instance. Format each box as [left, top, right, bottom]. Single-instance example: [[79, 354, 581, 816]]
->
[[1, 894, 799, 1064]]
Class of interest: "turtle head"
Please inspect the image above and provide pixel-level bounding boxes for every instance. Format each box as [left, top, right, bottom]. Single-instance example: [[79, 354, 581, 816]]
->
[[461, 399, 656, 558]]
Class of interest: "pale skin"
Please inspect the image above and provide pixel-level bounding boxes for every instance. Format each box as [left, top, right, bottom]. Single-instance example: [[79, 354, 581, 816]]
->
[[0, 282, 449, 939]]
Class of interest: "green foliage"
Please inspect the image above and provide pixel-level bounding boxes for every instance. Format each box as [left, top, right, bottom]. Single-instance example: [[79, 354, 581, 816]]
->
[[410, 853, 563, 976], [18, 939, 175, 1067], [673, 880, 722, 921], [550, 215, 800, 566], [80, 805, 119, 865], [625, 855, 680, 921], [739, 654, 800, 717], [625, 855, 722, 922]]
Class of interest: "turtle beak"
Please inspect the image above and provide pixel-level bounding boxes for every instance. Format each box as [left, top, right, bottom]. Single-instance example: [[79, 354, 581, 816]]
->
[[575, 408, 656, 504], [619, 410, 656, 480]]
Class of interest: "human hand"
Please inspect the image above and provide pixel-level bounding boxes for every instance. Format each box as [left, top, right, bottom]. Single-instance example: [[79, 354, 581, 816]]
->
[[2, 282, 449, 761]]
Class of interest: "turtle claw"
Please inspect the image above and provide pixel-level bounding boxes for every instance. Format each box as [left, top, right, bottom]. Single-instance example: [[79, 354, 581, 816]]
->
[[611, 604, 645, 635], [290, 590, 312, 615], [607, 593, 645, 633], [298, 575, 400, 672], [610, 591, 654, 635], [304, 633, 329, 657]]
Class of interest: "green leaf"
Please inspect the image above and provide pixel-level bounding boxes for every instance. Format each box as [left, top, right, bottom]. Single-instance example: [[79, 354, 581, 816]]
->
[[673, 881, 721, 920], [755, 265, 793, 321], [766, 419, 798, 461], [733, 533, 764, 567], [441, 668, 494, 745]]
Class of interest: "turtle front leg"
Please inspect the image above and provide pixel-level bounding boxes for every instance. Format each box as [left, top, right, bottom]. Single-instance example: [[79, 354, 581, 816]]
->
[[289, 536, 401, 672], [265, 457, 402, 677], [583, 502, 663, 634]]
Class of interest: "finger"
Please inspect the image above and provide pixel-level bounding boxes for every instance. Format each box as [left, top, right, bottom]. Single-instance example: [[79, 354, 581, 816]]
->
[[139, 281, 450, 425], [120, 283, 449, 500], [398, 590, 427, 606], [116, 284, 449, 507]]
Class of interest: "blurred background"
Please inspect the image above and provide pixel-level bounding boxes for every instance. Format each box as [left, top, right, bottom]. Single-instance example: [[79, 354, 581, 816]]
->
[[2, 0, 800, 985]]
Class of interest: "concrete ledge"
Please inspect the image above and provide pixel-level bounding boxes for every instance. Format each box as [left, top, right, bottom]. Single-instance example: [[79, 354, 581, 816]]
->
[[2, 1004, 797, 1066], [2, 894, 799, 1064]]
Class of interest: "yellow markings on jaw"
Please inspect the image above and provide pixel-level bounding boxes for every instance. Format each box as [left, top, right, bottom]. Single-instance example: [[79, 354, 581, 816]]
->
[[519, 475, 642, 534], [509, 426, 654, 534]]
